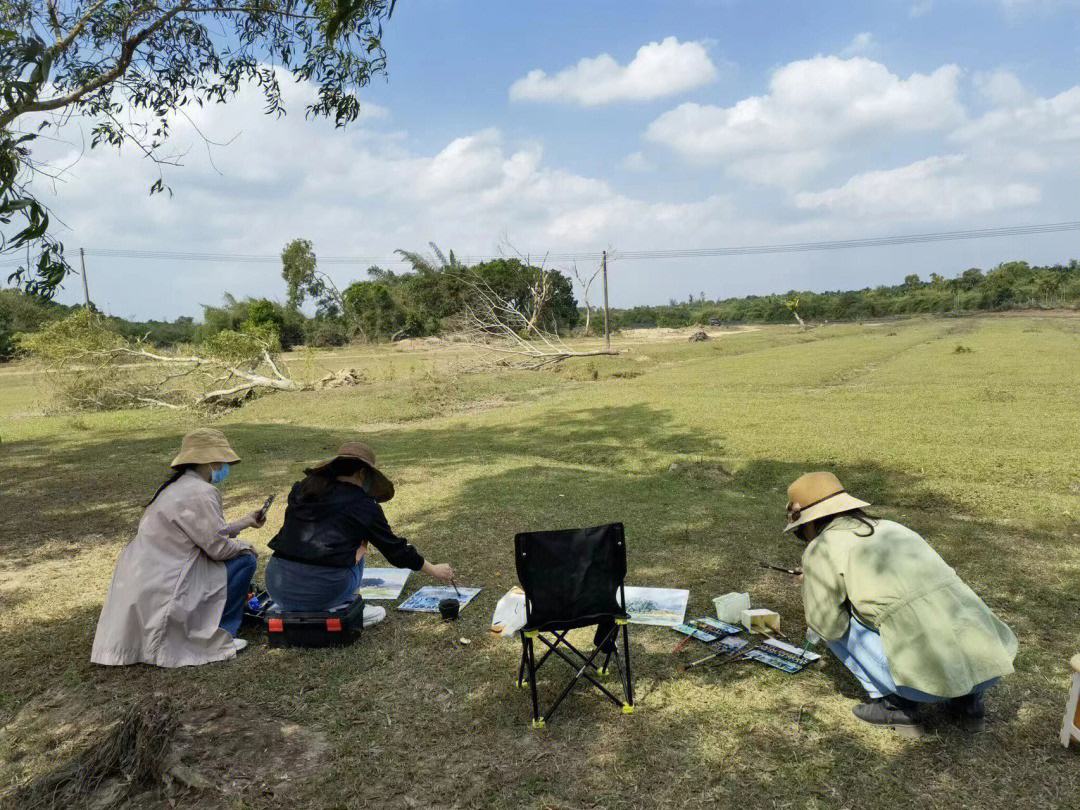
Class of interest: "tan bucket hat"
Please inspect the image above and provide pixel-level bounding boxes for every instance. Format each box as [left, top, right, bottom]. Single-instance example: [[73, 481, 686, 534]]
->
[[784, 471, 870, 533], [170, 428, 241, 468], [308, 441, 395, 502]]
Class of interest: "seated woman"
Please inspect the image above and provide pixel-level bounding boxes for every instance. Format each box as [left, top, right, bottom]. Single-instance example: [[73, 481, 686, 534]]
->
[[785, 472, 1017, 736], [92, 428, 264, 667], [265, 441, 454, 626]]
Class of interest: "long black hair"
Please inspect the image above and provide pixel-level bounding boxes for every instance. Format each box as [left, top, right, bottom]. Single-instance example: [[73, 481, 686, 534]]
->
[[147, 465, 193, 507], [296, 457, 369, 502], [822, 508, 878, 537], [797, 508, 878, 541]]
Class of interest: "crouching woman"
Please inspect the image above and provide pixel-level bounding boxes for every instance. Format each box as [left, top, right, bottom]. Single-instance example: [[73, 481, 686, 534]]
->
[[785, 472, 1018, 735], [265, 441, 454, 626], [91, 429, 264, 667]]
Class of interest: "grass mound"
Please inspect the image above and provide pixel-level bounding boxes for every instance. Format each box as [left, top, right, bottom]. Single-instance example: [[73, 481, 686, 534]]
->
[[3, 696, 177, 810]]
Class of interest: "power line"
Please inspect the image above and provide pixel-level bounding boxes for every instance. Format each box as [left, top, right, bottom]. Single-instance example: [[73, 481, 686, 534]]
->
[[3, 220, 1079, 269]]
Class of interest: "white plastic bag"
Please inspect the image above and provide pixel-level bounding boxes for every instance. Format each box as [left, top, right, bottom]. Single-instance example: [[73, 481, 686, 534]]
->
[[490, 586, 527, 639]]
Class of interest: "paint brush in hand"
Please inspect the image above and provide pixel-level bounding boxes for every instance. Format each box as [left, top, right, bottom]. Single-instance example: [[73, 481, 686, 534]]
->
[[450, 578, 461, 598]]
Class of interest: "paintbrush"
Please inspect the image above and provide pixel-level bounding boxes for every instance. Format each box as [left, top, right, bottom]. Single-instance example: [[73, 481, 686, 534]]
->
[[672, 631, 697, 655], [684, 638, 764, 671], [757, 560, 802, 576], [450, 578, 461, 598]]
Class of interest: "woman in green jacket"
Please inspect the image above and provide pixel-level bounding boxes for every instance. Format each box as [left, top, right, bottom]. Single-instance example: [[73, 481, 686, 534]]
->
[[786, 472, 1017, 736]]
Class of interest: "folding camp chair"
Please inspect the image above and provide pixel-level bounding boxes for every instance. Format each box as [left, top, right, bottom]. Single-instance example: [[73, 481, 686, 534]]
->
[[514, 522, 635, 728]]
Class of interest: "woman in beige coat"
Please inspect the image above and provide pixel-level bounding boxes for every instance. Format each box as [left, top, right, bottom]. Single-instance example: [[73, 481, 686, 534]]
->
[[91, 429, 265, 667]]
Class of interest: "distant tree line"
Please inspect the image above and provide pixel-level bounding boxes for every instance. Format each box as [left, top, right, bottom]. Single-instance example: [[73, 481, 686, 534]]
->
[[3, 257, 1078, 361], [608, 260, 1080, 329], [0, 241, 580, 359]]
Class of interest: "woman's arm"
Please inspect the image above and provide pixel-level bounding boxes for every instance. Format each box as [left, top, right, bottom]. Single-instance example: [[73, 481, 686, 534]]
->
[[177, 489, 259, 561], [361, 502, 454, 580], [420, 560, 455, 582], [801, 538, 851, 641], [223, 510, 266, 538]]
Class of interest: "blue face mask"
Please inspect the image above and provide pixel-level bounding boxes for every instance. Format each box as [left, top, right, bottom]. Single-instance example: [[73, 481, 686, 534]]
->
[[210, 463, 231, 485]]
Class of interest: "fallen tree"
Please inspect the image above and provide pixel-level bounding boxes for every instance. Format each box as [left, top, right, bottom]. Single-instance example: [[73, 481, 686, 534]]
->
[[451, 267, 619, 370], [21, 309, 306, 410]]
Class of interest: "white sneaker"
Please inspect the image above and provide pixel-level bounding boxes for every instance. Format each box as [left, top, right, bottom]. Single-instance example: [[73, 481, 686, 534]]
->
[[233, 638, 249, 653], [363, 605, 386, 627]]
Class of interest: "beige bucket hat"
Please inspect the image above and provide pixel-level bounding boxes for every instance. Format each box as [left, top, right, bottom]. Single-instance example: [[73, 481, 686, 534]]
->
[[784, 471, 871, 533], [170, 428, 241, 468], [308, 441, 395, 503]]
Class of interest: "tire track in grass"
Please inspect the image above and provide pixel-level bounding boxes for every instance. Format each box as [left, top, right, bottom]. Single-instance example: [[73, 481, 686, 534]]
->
[[813, 321, 954, 389]]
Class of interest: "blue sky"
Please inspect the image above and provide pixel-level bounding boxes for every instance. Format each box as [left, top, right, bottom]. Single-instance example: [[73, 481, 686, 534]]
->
[[32, 0, 1080, 318]]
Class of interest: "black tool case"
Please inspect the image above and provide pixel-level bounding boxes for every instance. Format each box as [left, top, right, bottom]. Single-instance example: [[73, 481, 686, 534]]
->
[[265, 596, 366, 649]]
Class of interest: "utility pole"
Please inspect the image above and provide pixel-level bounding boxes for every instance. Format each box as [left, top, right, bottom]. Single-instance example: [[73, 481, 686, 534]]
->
[[601, 249, 610, 351], [79, 247, 91, 308]]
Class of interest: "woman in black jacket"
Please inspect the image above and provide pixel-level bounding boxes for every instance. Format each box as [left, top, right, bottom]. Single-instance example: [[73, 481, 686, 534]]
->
[[265, 442, 455, 625]]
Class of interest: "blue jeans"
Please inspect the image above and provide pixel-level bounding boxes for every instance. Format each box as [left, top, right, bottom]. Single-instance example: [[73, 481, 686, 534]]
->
[[220, 553, 257, 637], [827, 616, 998, 702], [265, 556, 365, 613]]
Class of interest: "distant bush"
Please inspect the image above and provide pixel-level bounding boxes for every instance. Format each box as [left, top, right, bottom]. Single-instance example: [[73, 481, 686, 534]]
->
[[303, 317, 349, 347], [0, 288, 75, 359], [0, 311, 14, 360]]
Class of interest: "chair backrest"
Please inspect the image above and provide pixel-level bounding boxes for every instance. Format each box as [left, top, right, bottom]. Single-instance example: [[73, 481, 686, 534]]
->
[[514, 523, 628, 631]]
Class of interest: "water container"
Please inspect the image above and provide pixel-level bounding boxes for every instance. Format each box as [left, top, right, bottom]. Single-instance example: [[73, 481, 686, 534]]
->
[[713, 592, 750, 624]]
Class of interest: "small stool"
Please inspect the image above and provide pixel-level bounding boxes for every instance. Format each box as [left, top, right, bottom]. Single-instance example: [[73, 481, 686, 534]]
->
[[1062, 654, 1080, 749]]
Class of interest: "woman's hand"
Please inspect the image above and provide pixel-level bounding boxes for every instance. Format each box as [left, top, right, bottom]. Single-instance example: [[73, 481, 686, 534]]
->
[[355, 541, 368, 565], [244, 510, 267, 530], [424, 561, 455, 582], [792, 571, 805, 585]]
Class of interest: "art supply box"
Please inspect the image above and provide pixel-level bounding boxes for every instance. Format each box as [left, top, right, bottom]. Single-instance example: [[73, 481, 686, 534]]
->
[[741, 608, 781, 634], [265, 597, 366, 649]]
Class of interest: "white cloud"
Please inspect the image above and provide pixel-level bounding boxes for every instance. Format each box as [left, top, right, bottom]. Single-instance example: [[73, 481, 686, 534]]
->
[[973, 69, 1030, 106], [955, 84, 1080, 145], [910, 0, 933, 17], [509, 37, 718, 106], [950, 82, 1080, 177], [841, 32, 876, 57], [645, 56, 964, 185], [794, 155, 1040, 219], [621, 151, 653, 171]]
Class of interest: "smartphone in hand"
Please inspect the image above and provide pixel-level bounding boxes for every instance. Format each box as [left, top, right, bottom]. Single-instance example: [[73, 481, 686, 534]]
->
[[257, 493, 276, 522]]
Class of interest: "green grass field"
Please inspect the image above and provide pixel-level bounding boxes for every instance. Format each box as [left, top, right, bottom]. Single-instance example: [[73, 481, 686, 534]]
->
[[1, 316, 1079, 808]]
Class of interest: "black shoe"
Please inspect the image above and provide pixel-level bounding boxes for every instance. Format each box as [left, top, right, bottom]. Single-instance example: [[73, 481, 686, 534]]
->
[[852, 696, 926, 738], [947, 692, 986, 733]]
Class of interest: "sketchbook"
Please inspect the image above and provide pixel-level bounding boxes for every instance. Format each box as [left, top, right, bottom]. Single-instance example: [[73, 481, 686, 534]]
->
[[398, 585, 482, 613], [357, 568, 411, 600], [619, 586, 690, 627]]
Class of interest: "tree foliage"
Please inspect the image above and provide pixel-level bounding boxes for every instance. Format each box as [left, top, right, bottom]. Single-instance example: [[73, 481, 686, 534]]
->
[[341, 252, 580, 342], [611, 260, 1080, 328], [1, 0, 397, 296]]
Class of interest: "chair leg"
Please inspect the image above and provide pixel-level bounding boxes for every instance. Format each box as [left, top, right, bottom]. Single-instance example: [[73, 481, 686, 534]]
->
[[620, 622, 635, 710], [523, 634, 543, 728], [599, 649, 613, 677]]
